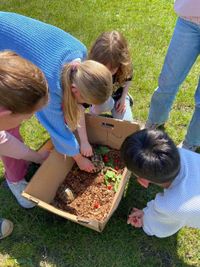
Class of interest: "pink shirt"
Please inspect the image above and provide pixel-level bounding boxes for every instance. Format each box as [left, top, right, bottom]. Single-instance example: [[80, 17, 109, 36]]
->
[[174, 0, 200, 23], [0, 130, 40, 162]]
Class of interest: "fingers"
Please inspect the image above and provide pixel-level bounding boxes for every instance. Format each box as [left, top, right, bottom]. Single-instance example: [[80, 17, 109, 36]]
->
[[127, 216, 143, 228], [37, 151, 50, 164], [82, 149, 93, 157], [42, 151, 50, 160], [115, 103, 126, 113], [83, 160, 96, 173], [81, 145, 93, 157]]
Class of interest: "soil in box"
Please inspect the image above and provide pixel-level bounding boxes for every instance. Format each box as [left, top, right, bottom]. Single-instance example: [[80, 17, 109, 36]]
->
[[52, 145, 125, 221]]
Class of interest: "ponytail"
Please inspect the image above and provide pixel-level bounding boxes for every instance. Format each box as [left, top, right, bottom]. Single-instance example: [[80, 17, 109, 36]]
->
[[62, 60, 112, 131], [62, 63, 81, 131]]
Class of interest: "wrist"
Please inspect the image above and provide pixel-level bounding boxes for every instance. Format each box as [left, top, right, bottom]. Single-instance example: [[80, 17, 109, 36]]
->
[[73, 153, 82, 161], [25, 149, 41, 163]]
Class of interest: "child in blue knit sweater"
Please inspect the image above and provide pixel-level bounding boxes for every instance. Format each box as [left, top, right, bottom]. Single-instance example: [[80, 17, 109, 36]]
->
[[0, 12, 112, 173]]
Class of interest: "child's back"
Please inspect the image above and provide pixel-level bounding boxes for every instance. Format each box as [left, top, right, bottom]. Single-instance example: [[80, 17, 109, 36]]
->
[[0, 11, 87, 91], [121, 129, 200, 237], [144, 148, 200, 237]]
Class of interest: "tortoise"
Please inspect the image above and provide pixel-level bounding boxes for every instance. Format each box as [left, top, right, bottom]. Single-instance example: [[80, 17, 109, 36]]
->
[[90, 151, 105, 173]]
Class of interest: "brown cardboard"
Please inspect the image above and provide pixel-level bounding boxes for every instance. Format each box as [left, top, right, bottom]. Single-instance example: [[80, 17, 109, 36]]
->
[[22, 114, 140, 232]]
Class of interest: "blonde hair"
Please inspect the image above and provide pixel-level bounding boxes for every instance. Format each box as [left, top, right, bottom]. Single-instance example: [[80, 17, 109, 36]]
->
[[62, 60, 112, 131], [0, 50, 48, 114], [88, 31, 133, 86]]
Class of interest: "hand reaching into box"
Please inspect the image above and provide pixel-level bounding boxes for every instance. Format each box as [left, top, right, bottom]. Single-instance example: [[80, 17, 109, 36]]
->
[[127, 208, 144, 228]]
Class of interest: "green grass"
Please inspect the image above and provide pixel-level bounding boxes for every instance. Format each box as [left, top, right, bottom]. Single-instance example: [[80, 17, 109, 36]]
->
[[0, 0, 200, 266]]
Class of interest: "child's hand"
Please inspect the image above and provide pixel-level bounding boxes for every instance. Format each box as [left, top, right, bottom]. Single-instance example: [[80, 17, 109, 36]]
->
[[35, 151, 50, 164], [115, 97, 126, 113], [127, 208, 144, 228], [73, 153, 96, 173], [80, 141, 93, 157]]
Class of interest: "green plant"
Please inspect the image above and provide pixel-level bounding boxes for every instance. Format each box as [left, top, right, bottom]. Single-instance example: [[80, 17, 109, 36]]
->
[[104, 169, 122, 192]]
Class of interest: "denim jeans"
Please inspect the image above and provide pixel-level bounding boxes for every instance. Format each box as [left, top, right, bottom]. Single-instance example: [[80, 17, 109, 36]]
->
[[90, 95, 133, 121], [147, 18, 200, 146]]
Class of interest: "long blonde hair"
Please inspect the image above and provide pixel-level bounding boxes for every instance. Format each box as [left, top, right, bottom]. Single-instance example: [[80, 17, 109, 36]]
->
[[0, 50, 48, 113], [88, 31, 132, 86], [62, 60, 112, 131]]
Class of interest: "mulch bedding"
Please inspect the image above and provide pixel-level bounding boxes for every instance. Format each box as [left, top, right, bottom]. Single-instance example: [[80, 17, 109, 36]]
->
[[52, 146, 125, 221]]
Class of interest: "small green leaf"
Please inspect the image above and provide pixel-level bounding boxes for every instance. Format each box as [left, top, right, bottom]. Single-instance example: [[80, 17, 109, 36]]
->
[[105, 170, 115, 178], [95, 146, 110, 155], [116, 175, 122, 182], [114, 182, 119, 192]]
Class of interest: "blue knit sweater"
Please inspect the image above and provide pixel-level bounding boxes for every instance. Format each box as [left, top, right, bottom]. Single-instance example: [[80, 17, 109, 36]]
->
[[0, 12, 87, 156]]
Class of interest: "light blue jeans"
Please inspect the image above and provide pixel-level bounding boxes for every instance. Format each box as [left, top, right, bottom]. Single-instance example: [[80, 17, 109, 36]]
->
[[91, 95, 133, 121], [147, 18, 200, 146]]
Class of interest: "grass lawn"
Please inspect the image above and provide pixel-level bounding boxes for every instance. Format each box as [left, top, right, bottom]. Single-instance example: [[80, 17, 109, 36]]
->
[[0, 0, 200, 266]]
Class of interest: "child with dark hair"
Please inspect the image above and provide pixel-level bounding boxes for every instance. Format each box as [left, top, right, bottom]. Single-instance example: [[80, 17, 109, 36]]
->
[[121, 129, 200, 238]]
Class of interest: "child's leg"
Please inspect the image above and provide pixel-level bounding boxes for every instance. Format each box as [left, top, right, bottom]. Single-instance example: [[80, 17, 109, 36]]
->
[[90, 96, 115, 115], [147, 18, 200, 126], [184, 78, 200, 147], [1, 126, 29, 183], [1, 126, 35, 208], [112, 95, 133, 121]]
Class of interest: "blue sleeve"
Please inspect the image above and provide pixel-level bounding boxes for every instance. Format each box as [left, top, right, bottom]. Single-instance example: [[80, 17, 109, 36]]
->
[[36, 91, 80, 156]]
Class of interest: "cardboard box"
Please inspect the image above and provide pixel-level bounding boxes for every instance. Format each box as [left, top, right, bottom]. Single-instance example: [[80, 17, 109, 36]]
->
[[22, 114, 140, 232]]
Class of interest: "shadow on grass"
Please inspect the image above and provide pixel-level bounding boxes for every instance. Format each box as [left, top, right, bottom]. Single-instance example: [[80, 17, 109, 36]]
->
[[0, 177, 197, 267]]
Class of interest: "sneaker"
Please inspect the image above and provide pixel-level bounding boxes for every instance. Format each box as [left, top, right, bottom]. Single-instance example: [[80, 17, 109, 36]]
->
[[0, 218, 13, 239], [7, 179, 35, 209], [145, 121, 165, 130], [179, 141, 200, 153]]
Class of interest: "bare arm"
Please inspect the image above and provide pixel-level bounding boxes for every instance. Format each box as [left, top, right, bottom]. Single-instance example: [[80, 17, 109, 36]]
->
[[77, 105, 93, 157], [115, 80, 132, 113], [0, 131, 49, 164]]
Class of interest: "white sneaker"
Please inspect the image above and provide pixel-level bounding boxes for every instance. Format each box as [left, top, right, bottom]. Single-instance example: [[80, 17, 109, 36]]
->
[[7, 179, 35, 209], [0, 218, 13, 239]]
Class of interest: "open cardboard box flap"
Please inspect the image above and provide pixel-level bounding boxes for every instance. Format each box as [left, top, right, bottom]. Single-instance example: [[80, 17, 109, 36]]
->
[[22, 114, 140, 232]]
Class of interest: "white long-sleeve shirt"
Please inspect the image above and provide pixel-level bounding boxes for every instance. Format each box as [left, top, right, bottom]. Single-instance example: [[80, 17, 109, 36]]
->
[[143, 148, 200, 238]]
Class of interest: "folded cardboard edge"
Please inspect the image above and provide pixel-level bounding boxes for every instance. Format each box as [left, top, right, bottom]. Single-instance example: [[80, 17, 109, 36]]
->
[[22, 191, 103, 232], [23, 115, 140, 232]]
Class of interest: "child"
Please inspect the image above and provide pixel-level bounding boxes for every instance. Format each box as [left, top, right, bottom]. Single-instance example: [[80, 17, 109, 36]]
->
[[88, 31, 133, 121], [146, 0, 200, 152], [0, 12, 113, 173], [0, 50, 49, 238], [121, 129, 200, 238]]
